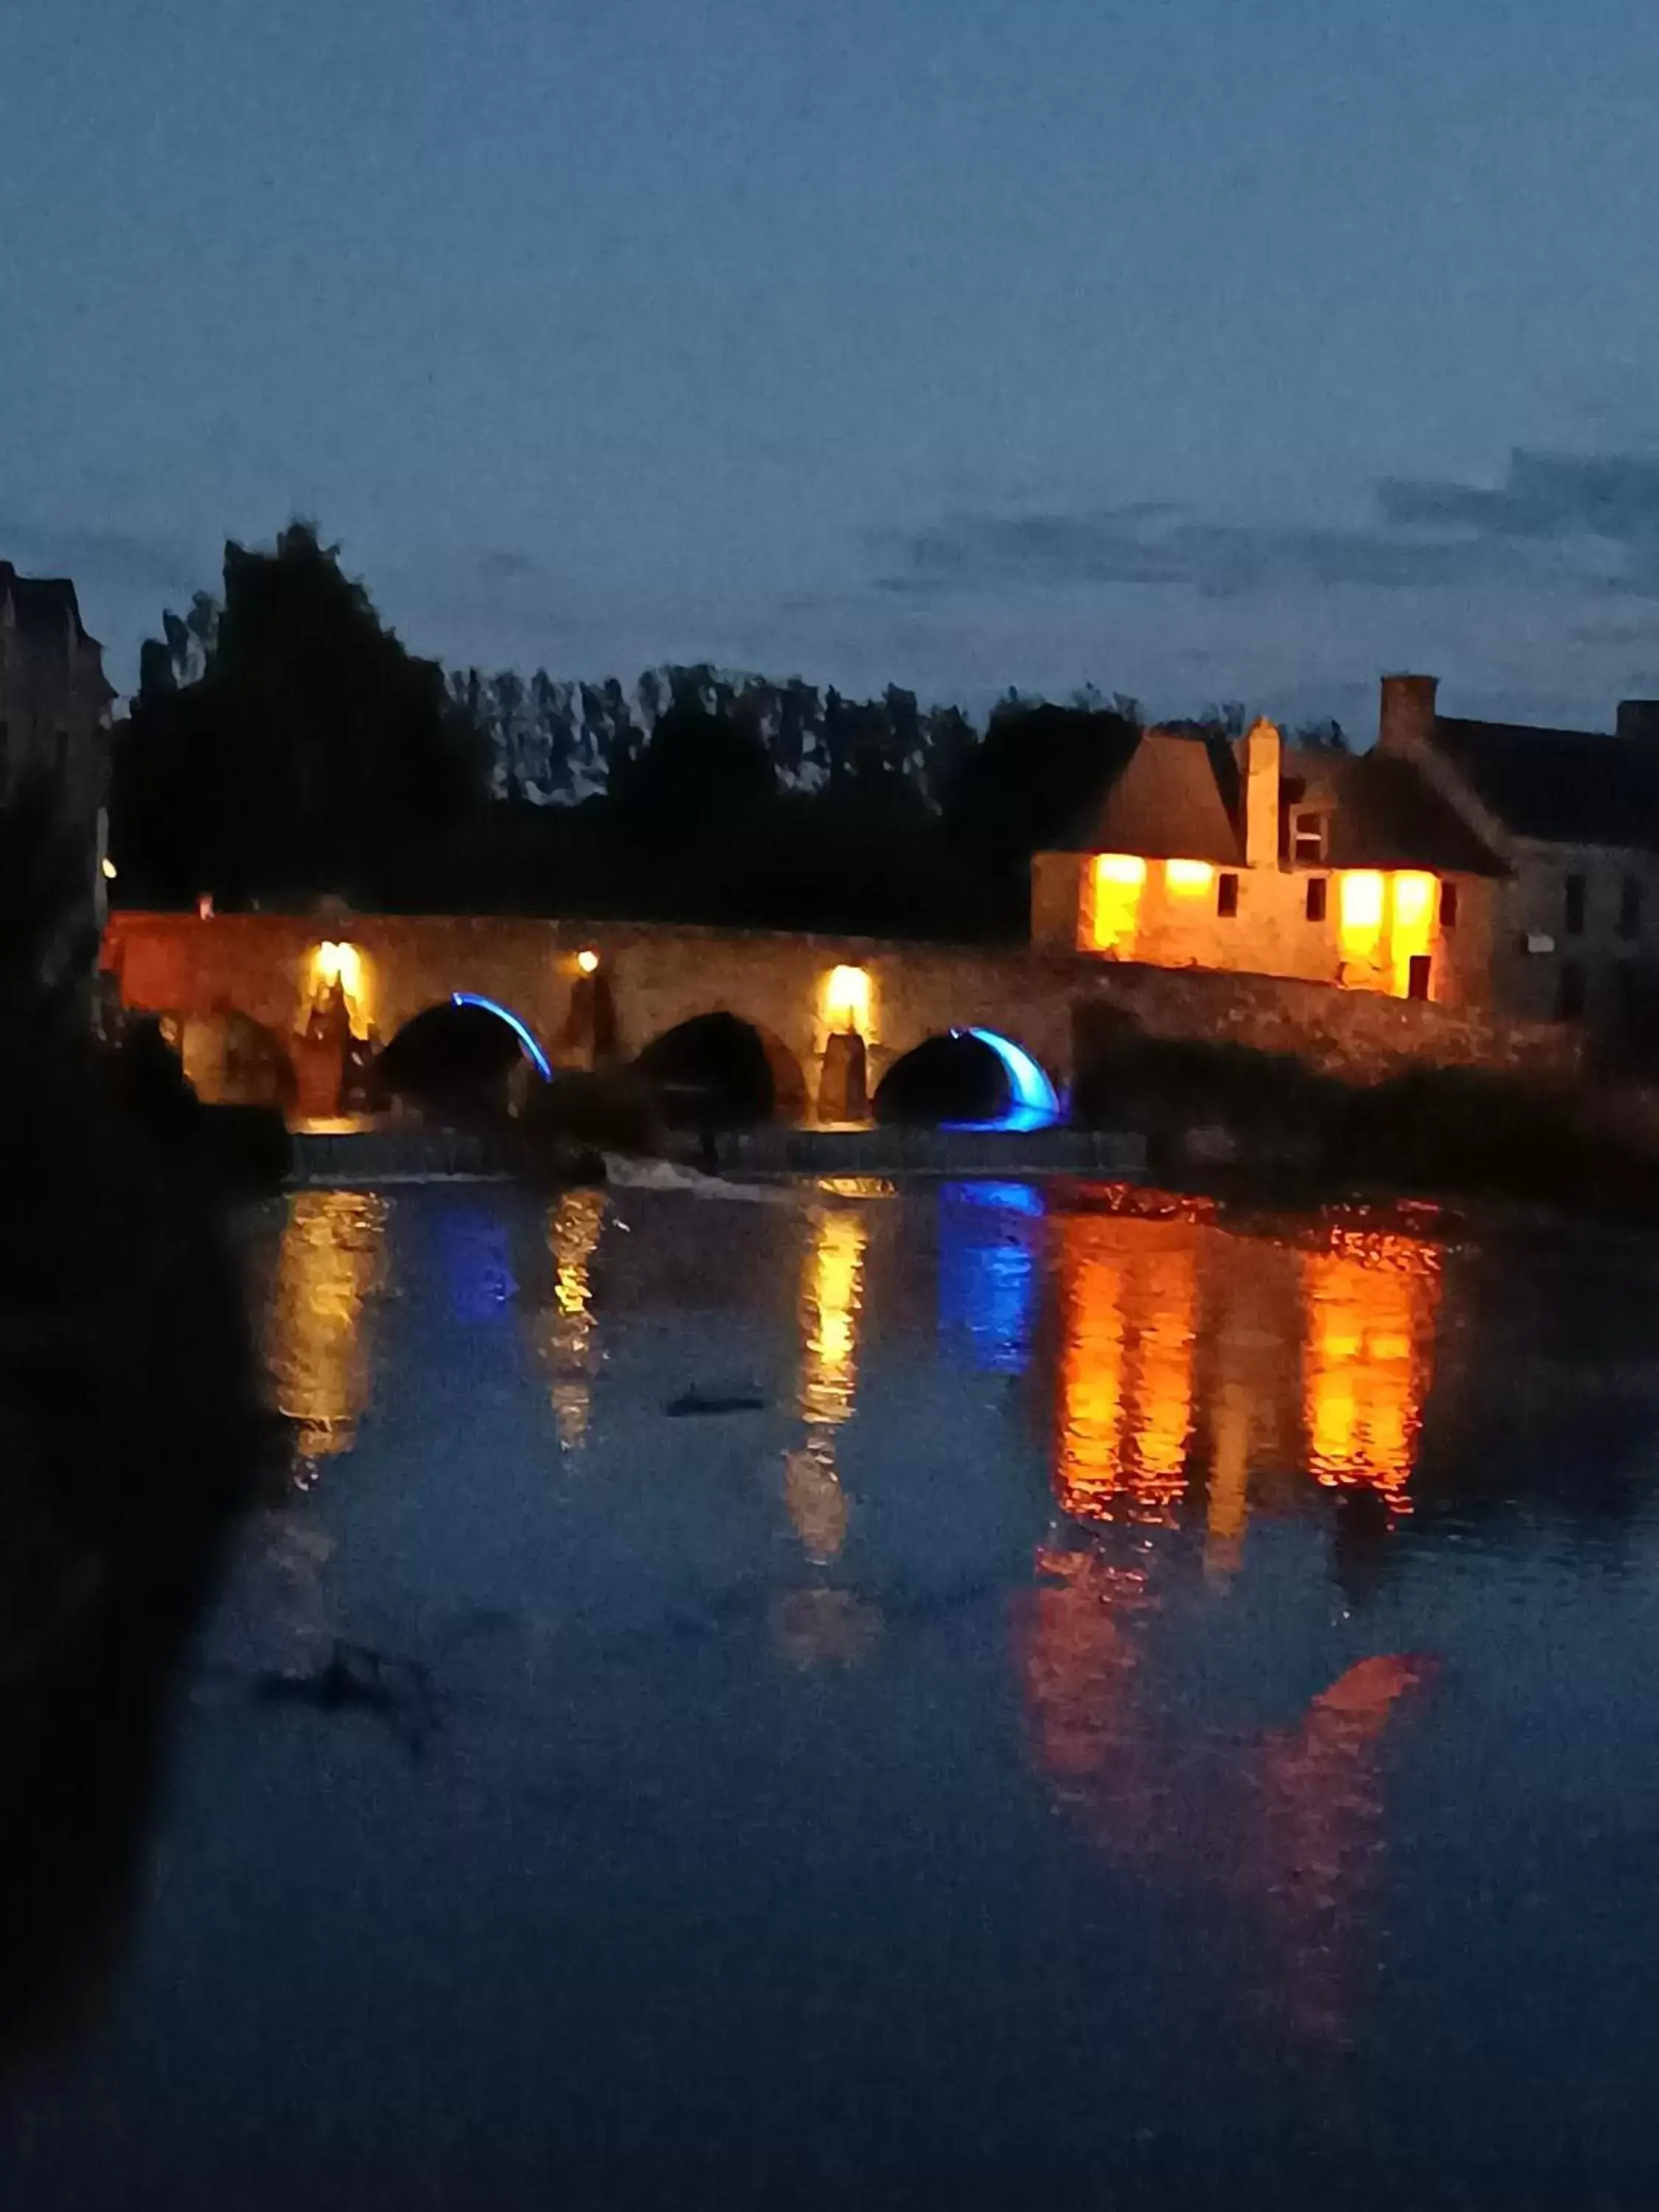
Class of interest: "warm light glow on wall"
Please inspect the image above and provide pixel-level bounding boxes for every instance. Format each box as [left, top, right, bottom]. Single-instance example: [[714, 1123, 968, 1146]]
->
[[821, 963, 873, 1037], [1339, 872, 1385, 933], [1301, 1234, 1439, 1504], [1391, 872, 1434, 929], [576, 948, 600, 975], [1090, 853, 1147, 955], [1337, 870, 1385, 973], [305, 940, 372, 1039], [1164, 858, 1214, 895], [1390, 872, 1436, 998], [312, 939, 363, 997]]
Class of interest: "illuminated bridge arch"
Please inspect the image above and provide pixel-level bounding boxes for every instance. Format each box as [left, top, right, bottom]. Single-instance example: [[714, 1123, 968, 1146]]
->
[[873, 1026, 1060, 1131], [375, 994, 552, 1116]]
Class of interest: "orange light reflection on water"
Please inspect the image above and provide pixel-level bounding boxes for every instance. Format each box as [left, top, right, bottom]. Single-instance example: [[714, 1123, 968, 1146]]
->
[[543, 1188, 608, 1450], [266, 1189, 388, 1473], [1054, 1217, 1201, 1526], [1301, 1231, 1440, 1505], [1055, 1204, 1440, 1532], [776, 1208, 880, 1663], [784, 1208, 869, 1567]]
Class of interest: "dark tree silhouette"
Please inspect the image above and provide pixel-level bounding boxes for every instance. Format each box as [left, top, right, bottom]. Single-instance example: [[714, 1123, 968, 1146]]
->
[[942, 697, 1139, 877], [622, 692, 777, 833], [112, 522, 487, 907]]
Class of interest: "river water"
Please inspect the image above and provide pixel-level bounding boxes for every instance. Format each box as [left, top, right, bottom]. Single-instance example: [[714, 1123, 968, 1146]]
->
[[13, 1175, 1659, 2209]]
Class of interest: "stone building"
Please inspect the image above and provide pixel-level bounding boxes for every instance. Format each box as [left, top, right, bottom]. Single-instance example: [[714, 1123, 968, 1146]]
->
[[1032, 676, 1659, 1029], [1373, 675, 1659, 1026], [0, 560, 117, 937], [1032, 703, 1504, 1009]]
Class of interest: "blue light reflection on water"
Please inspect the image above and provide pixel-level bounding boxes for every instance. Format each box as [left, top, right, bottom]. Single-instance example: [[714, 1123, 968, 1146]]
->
[[937, 1179, 1045, 1374], [435, 1205, 519, 1324]]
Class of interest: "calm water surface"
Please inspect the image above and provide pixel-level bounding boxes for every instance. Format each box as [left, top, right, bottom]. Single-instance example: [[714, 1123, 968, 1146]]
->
[[13, 1176, 1659, 2209]]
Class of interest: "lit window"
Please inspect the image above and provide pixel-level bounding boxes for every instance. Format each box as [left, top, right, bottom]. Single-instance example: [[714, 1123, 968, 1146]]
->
[[1338, 871, 1386, 978], [1340, 870, 1384, 931], [1390, 873, 1438, 999], [1391, 872, 1435, 928], [1090, 855, 1147, 953], [1164, 858, 1214, 895]]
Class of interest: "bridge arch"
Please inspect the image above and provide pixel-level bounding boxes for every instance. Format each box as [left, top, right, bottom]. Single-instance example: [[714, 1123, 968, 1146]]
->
[[374, 995, 551, 1117], [874, 1026, 1060, 1130], [633, 1011, 807, 1126]]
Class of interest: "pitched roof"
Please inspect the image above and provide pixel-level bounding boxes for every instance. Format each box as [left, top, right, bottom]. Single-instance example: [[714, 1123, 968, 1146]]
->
[[1307, 750, 1508, 876], [0, 561, 94, 647], [1430, 714, 1659, 852], [1052, 727, 1243, 862]]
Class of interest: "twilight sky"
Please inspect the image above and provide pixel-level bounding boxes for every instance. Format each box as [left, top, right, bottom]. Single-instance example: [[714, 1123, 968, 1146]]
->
[[5, 0, 1659, 732]]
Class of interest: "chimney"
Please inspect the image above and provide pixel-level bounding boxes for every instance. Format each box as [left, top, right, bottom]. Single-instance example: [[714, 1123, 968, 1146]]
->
[[1617, 700, 1659, 744], [1242, 717, 1280, 868], [1378, 672, 1439, 757]]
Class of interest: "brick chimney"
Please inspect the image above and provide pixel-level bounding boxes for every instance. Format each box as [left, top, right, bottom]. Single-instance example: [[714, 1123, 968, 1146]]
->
[[1617, 700, 1659, 743], [1377, 673, 1439, 757], [1242, 717, 1280, 868]]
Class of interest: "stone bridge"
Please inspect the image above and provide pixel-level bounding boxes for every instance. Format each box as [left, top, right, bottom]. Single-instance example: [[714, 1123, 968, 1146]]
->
[[102, 911, 1086, 1121]]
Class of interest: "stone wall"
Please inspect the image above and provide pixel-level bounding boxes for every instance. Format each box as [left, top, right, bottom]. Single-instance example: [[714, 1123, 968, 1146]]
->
[[1075, 959, 1579, 1085], [1487, 838, 1659, 1026]]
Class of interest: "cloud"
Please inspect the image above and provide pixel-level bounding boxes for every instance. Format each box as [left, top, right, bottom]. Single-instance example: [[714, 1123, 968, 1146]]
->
[[478, 548, 538, 581], [1378, 449, 1659, 547], [887, 509, 1550, 597], [883, 448, 1659, 605], [1, 518, 199, 594]]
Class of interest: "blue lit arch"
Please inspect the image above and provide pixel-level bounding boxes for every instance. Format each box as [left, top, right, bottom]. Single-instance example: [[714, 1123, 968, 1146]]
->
[[967, 1029, 1060, 1121], [450, 992, 552, 1079]]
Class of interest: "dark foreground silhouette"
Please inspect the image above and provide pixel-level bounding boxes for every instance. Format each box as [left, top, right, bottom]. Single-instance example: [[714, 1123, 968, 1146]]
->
[[0, 783, 260, 2054]]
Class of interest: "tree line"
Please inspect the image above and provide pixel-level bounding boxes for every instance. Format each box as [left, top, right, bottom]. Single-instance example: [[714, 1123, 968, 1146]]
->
[[110, 523, 1341, 940]]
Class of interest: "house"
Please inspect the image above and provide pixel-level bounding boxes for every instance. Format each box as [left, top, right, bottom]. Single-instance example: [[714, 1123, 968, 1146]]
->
[[0, 560, 117, 936], [1032, 675, 1659, 1027], [1031, 699, 1506, 1009]]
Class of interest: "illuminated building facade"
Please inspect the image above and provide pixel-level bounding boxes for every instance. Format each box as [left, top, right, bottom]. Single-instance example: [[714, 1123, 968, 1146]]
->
[[1032, 700, 1504, 1007], [1034, 675, 1659, 1026]]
